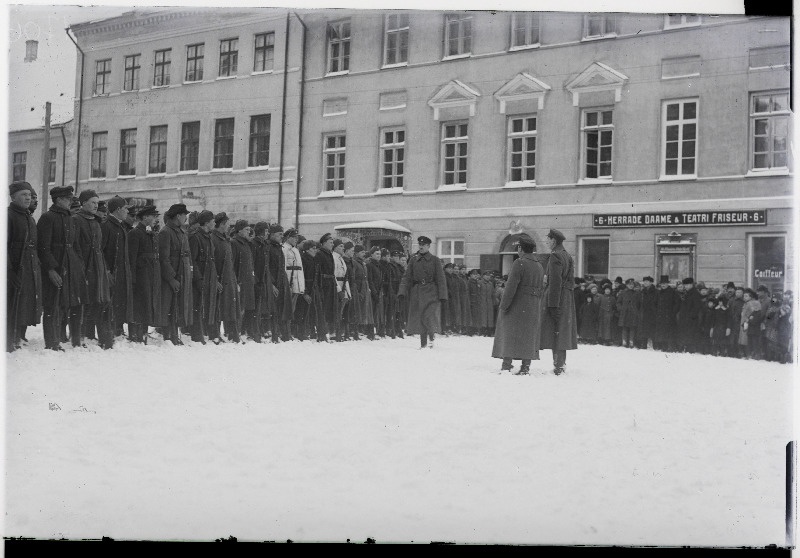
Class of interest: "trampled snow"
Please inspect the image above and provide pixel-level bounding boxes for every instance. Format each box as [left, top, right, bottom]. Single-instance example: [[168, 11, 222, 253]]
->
[[4, 329, 794, 546]]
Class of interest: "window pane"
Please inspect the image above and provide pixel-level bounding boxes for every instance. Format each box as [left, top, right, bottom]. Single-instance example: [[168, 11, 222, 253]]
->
[[665, 160, 678, 174], [681, 159, 694, 174], [586, 112, 597, 126], [683, 123, 696, 140], [682, 141, 695, 157], [754, 95, 770, 113], [683, 102, 697, 119], [601, 111, 613, 125], [666, 142, 678, 158], [755, 119, 768, 135], [666, 104, 680, 120]]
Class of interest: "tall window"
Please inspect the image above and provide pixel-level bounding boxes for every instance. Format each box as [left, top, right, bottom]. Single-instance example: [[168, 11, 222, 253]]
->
[[662, 99, 697, 177], [323, 134, 346, 191], [581, 109, 613, 180], [119, 129, 137, 176], [248, 115, 271, 167], [438, 239, 465, 267], [180, 122, 200, 171], [95, 59, 111, 95], [327, 20, 351, 73], [441, 122, 468, 186], [123, 54, 141, 91], [219, 38, 238, 77], [153, 49, 171, 86], [12, 152, 26, 182], [148, 125, 168, 174], [213, 118, 235, 169], [383, 13, 409, 66], [584, 14, 617, 38], [91, 132, 108, 178], [48, 148, 57, 184], [580, 237, 610, 279], [750, 91, 790, 171], [185, 44, 204, 82], [380, 128, 405, 189], [445, 13, 472, 57], [665, 14, 701, 28], [511, 13, 540, 48], [507, 115, 537, 183], [254, 32, 275, 72]]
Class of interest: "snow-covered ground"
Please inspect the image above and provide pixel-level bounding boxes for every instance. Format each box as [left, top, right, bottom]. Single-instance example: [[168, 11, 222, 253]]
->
[[4, 328, 794, 546]]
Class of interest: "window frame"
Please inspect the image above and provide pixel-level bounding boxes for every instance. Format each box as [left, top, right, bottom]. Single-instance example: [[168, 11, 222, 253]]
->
[[123, 54, 141, 92], [185, 43, 205, 83], [322, 133, 346, 193], [509, 12, 540, 50], [506, 114, 537, 185], [218, 38, 239, 78], [579, 108, 614, 183], [91, 132, 108, 179], [582, 14, 617, 40], [94, 59, 112, 95], [12, 152, 26, 182], [248, 114, 271, 168], [153, 48, 171, 87], [747, 233, 787, 292], [148, 125, 168, 175], [438, 239, 465, 267], [660, 98, 699, 180], [253, 32, 275, 73], [379, 127, 406, 190], [664, 14, 702, 29], [440, 121, 469, 188], [213, 118, 235, 169], [326, 20, 351, 75], [383, 13, 409, 67], [180, 121, 201, 172], [119, 128, 137, 177], [578, 236, 610, 280], [749, 90, 791, 173], [48, 147, 57, 184], [444, 13, 472, 59]]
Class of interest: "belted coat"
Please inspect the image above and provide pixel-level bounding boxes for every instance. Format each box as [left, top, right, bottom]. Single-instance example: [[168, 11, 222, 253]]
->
[[73, 210, 111, 305], [232, 236, 256, 312], [37, 204, 85, 310], [366, 258, 384, 325], [127, 222, 161, 326], [398, 251, 447, 335], [491, 253, 543, 360], [158, 222, 193, 327], [315, 248, 337, 324], [101, 215, 133, 323], [252, 237, 275, 318], [351, 255, 373, 325], [268, 239, 293, 322], [8, 204, 42, 327], [540, 244, 578, 350]]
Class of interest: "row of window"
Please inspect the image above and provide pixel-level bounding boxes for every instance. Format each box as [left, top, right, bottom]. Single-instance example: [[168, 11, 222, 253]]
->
[[94, 32, 275, 94], [84, 90, 788, 186], [11, 148, 57, 184]]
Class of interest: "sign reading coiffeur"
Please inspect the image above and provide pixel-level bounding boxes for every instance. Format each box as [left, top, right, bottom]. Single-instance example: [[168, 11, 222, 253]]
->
[[593, 210, 767, 228]]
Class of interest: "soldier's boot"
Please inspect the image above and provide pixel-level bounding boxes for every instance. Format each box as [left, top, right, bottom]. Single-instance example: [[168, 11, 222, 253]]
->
[[501, 358, 514, 372], [427, 334, 435, 349], [514, 361, 531, 376]]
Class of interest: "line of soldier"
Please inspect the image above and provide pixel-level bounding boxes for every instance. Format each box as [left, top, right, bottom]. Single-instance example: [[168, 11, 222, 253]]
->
[[8, 182, 457, 351]]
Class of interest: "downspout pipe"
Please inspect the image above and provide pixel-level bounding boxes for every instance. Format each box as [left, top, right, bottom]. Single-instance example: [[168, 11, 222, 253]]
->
[[292, 12, 307, 232], [277, 12, 290, 225], [60, 125, 67, 186], [65, 27, 84, 195]]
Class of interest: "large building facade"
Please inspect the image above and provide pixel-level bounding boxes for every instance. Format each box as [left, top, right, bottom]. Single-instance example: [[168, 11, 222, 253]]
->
[[62, 9, 792, 292]]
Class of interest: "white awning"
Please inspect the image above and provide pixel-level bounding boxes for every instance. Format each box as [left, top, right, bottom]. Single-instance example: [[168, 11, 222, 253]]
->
[[334, 220, 411, 233]]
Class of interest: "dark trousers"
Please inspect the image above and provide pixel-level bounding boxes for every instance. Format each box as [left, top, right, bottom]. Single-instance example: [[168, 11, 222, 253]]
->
[[552, 350, 566, 369], [43, 304, 79, 349], [210, 320, 239, 342], [419, 324, 434, 347], [84, 303, 114, 348], [295, 295, 314, 340]]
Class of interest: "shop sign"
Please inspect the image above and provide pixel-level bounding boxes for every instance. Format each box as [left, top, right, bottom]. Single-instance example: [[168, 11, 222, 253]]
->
[[593, 210, 766, 228]]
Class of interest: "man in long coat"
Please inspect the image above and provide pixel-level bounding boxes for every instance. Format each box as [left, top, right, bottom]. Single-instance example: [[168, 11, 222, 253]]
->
[[539, 228, 578, 375], [297, 239, 319, 341], [267, 224, 293, 342], [380, 248, 399, 338], [342, 242, 360, 340], [331, 238, 352, 341], [636, 276, 658, 349], [351, 244, 373, 339], [398, 235, 448, 349], [158, 203, 193, 345], [314, 233, 337, 342], [457, 265, 471, 334], [282, 228, 305, 333], [676, 277, 703, 353], [7, 181, 42, 351], [654, 276, 679, 351], [127, 205, 161, 343], [443, 263, 461, 334], [251, 221, 273, 341], [101, 196, 133, 338], [366, 246, 384, 336], [73, 189, 113, 349], [210, 212, 240, 343], [231, 220, 257, 342], [391, 250, 407, 337], [188, 210, 219, 344], [492, 235, 543, 374]]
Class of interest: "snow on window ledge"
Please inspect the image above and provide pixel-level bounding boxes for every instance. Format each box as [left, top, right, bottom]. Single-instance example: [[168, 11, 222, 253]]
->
[[503, 181, 536, 189], [437, 184, 467, 192], [375, 187, 404, 195], [658, 174, 697, 182], [746, 168, 790, 177], [318, 189, 345, 198], [577, 178, 613, 186]]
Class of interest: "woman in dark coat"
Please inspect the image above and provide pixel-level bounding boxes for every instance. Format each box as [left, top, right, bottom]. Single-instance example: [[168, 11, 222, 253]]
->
[[158, 204, 193, 344], [491, 237, 543, 374], [398, 236, 448, 348], [578, 285, 600, 343], [7, 182, 42, 351], [127, 206, 162, 342], [210, 213, 240, 343]]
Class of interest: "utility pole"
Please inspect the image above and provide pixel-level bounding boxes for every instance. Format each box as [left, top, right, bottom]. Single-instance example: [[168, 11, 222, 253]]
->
[[40, 101, 52, 213]]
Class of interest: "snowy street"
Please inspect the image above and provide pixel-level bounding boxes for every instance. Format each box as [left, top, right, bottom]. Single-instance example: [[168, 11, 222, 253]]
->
[[5, 332, 793, 546]]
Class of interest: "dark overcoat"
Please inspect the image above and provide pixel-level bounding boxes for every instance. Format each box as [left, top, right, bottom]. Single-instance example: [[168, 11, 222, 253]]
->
[[444, 272, 462, 327], [158, 222, 193, 327], [351, 256, 373, 325], [398, 251, 447, 335], [315, 248, 337, 324], [654, 287, 679, 345], [38, 205, 85, 309], [211, 230, 239, 322], [711, 305, 731, 342], [540, 245, 578, 350], [482, 278, 496, 328], [597, 293, 616, 340], [189, 228, 219, 324], [232, 236, 256, 312], [638, 285, 658, 339], [127, 222, 162, 325], [101, 215, 133, 323], [677, 287, 703, 345], [616, 288, 640, 328], [381, 260, 399, 317], [268, 239, 293, 322], [252, 237, 275, 318], [579, 298, 600, 341], [727, 297, 745, 347], [457, 274, 471, 328], [8, 204, 42, 327], [73, 210, 111, 305], [366, 258, 384, 325], [468, 276, 485, 327], [491, 253, 543, 359]]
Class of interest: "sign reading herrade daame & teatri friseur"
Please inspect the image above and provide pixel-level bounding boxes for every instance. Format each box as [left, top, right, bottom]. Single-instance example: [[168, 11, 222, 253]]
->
[[593, 210, 767, 228]]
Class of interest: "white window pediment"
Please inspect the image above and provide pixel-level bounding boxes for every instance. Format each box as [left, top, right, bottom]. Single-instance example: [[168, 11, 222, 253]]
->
[[494, 72, 552, 113], [565, 62, 628, 106], [428, 80, 481, 120]]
